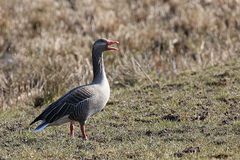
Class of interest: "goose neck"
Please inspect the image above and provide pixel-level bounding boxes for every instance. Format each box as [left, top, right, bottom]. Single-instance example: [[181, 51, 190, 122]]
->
[[92, 51, 107, 84]]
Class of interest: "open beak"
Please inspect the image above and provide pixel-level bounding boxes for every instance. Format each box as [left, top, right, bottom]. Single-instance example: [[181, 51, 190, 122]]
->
[[106, 39, 119, 51]]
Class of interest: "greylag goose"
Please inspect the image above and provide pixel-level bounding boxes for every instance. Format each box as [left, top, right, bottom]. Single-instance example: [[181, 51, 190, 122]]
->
[[30, 38, 119, 140]]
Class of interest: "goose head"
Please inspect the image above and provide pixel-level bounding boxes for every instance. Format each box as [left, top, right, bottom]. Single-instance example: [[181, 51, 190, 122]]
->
[[93, 38, 119, 54]]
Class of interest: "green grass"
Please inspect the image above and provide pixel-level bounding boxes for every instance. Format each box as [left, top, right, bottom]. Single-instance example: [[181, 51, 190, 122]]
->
[[1, 60, 240, 159]]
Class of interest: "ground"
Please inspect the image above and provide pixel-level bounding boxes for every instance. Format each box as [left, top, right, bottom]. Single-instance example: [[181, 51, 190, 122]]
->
[[1, 1, 240, 159], [1, 60, 240, 160]]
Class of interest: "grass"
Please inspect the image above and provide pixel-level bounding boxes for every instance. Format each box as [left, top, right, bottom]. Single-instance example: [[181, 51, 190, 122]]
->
[[1, 0, 240, 109], [1, 0, 240, 159], [1, 60, 240, 159]]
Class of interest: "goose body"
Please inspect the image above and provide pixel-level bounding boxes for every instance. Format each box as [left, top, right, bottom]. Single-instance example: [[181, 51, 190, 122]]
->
[[30, 39, 119, 139]]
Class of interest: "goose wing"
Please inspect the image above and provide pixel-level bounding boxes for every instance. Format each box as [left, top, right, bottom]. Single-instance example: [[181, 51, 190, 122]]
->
[[30, 86, 94, 125]]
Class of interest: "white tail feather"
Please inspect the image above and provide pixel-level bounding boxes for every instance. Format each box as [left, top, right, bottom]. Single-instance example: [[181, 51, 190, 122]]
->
[[34, 121, 48, 132]]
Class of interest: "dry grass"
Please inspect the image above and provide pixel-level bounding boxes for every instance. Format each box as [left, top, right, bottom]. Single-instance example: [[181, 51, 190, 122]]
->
[[0, 1, 240, 109], [1, 1, 240, 159], [1, 60, 240, 159]]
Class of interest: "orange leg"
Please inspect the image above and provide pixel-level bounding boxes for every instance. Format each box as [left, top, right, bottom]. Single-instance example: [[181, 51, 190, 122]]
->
[[80, 124, 88, 140], [70, 121, 74, 137]]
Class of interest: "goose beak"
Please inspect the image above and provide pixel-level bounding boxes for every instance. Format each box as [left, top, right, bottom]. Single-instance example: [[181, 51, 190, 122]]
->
[[106, 40, 119, 51]]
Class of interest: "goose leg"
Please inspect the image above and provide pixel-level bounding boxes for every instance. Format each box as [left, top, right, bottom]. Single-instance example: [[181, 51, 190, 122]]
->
[[70, 121, 74, 137], [80, 124, 88, 140]]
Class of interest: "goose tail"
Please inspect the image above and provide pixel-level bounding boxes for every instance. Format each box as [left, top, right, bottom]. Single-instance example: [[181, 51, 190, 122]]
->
[[34, 121, 49, 132]]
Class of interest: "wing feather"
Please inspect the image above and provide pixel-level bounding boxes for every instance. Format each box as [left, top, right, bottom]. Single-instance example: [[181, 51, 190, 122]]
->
[[30, 86, 94, 125], [47, 102, 68, 122], [69, 98, 91, 122]]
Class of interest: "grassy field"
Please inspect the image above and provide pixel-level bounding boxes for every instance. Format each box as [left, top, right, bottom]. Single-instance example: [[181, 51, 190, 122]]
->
[[1, 60, 240, 159], [1, 0, 240, 159], [1, 0, 240, 109]]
